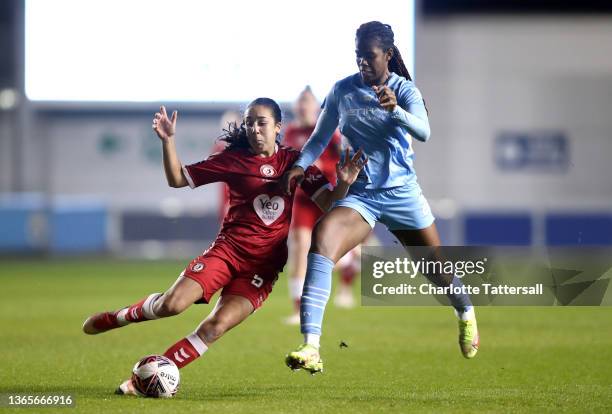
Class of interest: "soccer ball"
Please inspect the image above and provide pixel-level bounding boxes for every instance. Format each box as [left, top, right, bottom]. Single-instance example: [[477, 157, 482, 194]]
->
[[131, 355, 180, 398]]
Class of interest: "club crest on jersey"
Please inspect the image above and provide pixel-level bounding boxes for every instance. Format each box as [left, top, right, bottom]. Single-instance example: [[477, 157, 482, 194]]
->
[[253, 194, 285, 225], [260, 164, 276, 177], [191, 262, 205, 272]]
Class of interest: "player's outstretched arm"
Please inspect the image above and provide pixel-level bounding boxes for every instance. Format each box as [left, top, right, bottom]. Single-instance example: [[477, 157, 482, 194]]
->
[[152, 106, 188, 188], [313, 148, 367, 211]]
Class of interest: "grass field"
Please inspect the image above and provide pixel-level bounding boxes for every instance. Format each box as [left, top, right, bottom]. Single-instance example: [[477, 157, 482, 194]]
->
[[1, 258, 612, 413]]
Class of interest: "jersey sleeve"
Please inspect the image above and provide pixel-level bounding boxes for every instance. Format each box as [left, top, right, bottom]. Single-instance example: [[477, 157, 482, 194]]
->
[[299, 165, 332, 200], [182, 152, 229, 189], [396, 81, 424, 107], [390, 82, 431, 142]]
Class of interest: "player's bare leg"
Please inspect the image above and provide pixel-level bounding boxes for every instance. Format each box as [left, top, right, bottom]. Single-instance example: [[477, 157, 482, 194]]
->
[[163, 294, 254, 368], [287, 207, 371, 374], [393, 225, 479, 359], [83, 276, 203, 334], [311, 208, 372, 263], [196, 295, 254, 344], [117, 294, 254, 395], [285, 227, 312, 325]]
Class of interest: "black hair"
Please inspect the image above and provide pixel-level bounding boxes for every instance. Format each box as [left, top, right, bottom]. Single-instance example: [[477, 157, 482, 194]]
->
[[356, 21, 412, 81], [219, 97, 282, 150], [356, 21, 429, 113]]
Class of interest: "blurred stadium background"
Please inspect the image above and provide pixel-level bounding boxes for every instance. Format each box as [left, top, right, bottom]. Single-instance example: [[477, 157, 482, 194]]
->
[[2, 2, 612, 412], [1, 1, 611, 257], [2, 1, 611, 259]]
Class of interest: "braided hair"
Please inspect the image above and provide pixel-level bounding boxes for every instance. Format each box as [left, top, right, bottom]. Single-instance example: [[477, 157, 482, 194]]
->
[[356, 21, 412, 81], [356, 21, 429, 112], [219, 97, 282, 150]]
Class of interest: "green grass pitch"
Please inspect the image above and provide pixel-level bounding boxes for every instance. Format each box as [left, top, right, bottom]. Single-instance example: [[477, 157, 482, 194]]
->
[[1, 258, 612, 413]]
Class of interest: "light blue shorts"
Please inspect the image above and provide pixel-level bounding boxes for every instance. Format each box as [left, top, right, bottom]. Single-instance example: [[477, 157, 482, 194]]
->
[[332, 183, 435, 231]]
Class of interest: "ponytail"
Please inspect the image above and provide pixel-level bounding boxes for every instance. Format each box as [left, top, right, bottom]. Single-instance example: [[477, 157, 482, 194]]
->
[[389, 45, 412, 81]]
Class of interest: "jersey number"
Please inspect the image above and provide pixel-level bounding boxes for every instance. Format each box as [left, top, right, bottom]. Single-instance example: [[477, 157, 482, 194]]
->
[[251, 274, 264, 288]]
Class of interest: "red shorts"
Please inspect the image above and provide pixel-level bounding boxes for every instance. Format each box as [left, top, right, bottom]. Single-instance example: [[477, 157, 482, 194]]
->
[[180, 248, 278, 310], [291, 192, 323, 230]]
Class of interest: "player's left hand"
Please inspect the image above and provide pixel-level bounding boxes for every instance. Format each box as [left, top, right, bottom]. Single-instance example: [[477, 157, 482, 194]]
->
[[337, 148, 368, 186], [372, 85, 397, 112]]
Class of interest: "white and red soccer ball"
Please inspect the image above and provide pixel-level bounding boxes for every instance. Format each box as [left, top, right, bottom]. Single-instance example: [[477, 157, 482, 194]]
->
[[131, 355, 180, 398]]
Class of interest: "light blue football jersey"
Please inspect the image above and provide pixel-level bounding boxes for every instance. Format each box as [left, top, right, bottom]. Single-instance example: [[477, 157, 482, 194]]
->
[[295, 72, 430, 191]]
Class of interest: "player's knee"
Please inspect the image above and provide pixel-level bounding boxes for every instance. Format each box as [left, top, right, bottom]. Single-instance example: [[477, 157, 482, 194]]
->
[[311, 221, 338, 259], [197, 318, 227, 344], [156, 294, 188, 316]]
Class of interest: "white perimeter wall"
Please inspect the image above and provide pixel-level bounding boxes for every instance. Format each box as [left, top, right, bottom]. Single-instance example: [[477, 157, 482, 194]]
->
[[413, 16, 612, 210]]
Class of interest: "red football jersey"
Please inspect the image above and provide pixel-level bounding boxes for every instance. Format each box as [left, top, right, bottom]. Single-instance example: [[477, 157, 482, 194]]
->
[[210, 140, 230, 223], [183, 145, 329, 271]]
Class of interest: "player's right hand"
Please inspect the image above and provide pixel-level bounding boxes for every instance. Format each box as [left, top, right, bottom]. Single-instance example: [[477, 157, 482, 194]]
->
[[153, 105, 178, 141], [281, 166, 305, 195]]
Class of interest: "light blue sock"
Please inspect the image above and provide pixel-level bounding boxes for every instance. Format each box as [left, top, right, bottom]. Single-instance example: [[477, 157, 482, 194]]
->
[[300, 252, 334, 336], [449, 275, 473, 313]]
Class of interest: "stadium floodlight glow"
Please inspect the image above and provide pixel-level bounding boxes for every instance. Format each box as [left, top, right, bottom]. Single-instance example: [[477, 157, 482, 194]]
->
[[25, 0, 415, 103]]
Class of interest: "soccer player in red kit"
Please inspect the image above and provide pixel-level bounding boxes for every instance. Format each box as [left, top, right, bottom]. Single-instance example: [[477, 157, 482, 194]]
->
[[82, 98, 366, 395], [282, 87, 362, 324]]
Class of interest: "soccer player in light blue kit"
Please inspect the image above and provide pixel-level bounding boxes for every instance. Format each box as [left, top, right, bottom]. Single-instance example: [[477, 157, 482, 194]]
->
[[284, 21, 479, 374]]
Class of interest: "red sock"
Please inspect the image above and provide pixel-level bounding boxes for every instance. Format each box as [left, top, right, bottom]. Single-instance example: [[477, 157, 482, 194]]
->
[[293, 298, 301, 313], [116, 293, 162, 324], [124, 297, 147, 322], [163, 333, 208, 369], [340, 265, 357, 285]]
